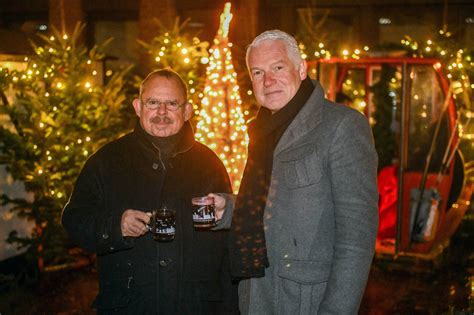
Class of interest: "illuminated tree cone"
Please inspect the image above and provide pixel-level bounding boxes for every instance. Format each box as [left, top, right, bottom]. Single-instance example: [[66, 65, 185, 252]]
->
[[195, 3, 248, 193]]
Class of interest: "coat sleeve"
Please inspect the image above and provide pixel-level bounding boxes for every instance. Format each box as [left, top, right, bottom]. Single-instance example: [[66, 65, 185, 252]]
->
[[61, 154, 133, 255], [319, 110, 379, 314], [205, 151, 240, 312], [205, 147, 235, 230]]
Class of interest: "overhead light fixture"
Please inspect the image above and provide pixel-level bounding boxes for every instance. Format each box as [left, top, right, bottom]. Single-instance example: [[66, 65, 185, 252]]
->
[[379, 17, 392, 25]]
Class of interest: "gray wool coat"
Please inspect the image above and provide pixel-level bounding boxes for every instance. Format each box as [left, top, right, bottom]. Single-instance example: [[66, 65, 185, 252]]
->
[[218, 81, 378, 315]]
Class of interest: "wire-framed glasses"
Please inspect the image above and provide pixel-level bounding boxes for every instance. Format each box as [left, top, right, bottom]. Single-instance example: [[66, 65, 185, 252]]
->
[[141, 99, 186, 111]]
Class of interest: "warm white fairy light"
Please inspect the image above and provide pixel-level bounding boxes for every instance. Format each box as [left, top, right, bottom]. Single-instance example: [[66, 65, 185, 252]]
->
[[402, 34, 472, 108], [196, 2, 248, 193]]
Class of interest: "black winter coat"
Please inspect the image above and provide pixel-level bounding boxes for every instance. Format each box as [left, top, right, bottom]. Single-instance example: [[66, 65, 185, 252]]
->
[[62, 122, 238, 314]]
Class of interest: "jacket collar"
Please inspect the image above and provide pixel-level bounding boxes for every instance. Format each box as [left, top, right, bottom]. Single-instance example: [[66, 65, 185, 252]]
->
[[133, 121, 195, 156], [274, 80, 325, 155]]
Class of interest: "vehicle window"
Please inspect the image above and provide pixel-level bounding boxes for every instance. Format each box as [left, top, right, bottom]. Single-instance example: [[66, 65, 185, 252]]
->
[[406, 65, 447, 172], [340, 68, 367, 114], [370, 65, 402, 170]]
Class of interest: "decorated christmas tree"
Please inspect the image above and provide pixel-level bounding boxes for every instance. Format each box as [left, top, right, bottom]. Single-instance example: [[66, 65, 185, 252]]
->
[[138, 18, 209, 112], [0, 24, 133, 270], [195, 3, 248, 192]]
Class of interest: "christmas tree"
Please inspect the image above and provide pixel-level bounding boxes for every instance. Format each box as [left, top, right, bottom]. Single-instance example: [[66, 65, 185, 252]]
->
[[195, 3, 248, 192], [138, 18, 209, 113], [0, 24, 133, 270]]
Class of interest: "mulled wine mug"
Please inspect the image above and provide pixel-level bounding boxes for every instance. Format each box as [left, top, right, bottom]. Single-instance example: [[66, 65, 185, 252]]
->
[[148, 207, 176, 242], [191, 196, 216, 229]]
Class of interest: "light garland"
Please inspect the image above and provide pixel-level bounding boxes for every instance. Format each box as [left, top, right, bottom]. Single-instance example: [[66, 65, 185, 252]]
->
[[196, 3, 248, 192], [0, 24, 131, 206], [139, 18, 209, 108]]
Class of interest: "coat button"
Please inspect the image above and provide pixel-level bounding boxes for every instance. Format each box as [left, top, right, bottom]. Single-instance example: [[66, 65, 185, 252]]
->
[[152, 163, 159, 170], [159, 260, 167, 267], [102, 233, 109, 239]]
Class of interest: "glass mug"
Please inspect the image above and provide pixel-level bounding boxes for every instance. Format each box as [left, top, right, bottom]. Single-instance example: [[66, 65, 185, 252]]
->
[[148, 207, 176, 242], [192, 196, 216, 229]]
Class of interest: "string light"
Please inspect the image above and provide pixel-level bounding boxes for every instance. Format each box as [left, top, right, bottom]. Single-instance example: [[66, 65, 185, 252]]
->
[[402, 33, 471, 101], [196, 2, 248, 192], [141, 19, 209, 108], [0, 22, 135, 267], [306, 33, 470, 123]]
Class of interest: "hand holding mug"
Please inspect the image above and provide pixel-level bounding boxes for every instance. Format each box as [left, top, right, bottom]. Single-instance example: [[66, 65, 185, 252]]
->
[[192, 196, 216, 229], [208, 193, 226, 221], [148, 207, 176, 242], [121, 209, 151, 237]]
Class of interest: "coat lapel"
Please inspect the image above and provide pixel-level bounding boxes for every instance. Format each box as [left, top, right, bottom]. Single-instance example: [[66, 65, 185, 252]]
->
[[274, 81, 325, 156]]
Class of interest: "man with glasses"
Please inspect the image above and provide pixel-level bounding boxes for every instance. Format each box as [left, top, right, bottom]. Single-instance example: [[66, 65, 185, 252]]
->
[[62, 69, 238, 314]]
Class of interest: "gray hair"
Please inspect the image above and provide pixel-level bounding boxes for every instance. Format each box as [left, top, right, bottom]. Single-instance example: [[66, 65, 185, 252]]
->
[[140, 68, 188, 101], [245, 30, 302, 68]]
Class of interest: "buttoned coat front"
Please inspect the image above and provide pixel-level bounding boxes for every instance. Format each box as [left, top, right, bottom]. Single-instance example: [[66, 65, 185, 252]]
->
[[236, 82, 379, 314], [62, 123, 237, 314]]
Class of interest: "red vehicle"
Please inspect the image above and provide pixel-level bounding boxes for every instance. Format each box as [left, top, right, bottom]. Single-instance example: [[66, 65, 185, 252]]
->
[[308, 56, 472, 266]]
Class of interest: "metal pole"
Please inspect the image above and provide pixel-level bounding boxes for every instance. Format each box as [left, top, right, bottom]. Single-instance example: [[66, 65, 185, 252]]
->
[[410, 86, 452, 243], [396, 62, 409, 255]]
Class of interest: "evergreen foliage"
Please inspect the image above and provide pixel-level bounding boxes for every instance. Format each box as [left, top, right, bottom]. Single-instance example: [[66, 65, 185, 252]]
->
[[0, 24, 133, 269], [138, 18, 209, 108]]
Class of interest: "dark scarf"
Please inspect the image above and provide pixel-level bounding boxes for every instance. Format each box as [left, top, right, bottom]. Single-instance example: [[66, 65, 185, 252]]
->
[[137, 122, 188, 162], [229, 77, 315, 278], [135, 121, 194, 214]]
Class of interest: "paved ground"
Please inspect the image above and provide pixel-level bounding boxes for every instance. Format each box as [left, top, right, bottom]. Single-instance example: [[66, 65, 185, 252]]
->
[[1, 216, 473, 314]]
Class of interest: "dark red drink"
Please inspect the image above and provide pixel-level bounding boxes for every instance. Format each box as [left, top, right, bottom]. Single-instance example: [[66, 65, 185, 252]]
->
[[192, 196, 216, 229]]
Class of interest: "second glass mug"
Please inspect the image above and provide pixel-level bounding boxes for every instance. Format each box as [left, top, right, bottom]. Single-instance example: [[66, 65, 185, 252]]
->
[[191, 196, 216, 229]]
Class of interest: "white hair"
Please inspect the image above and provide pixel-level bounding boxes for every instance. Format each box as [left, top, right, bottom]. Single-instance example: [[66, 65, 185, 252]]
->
[[245, 29, 302, 68]]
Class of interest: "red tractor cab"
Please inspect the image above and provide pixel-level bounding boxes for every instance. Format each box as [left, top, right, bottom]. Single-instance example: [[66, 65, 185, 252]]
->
[[308, 57, 472, 265]]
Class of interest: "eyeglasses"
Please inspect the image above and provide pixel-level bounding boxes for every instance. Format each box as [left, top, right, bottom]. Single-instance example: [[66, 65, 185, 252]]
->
[[141, 99, 186, 111]]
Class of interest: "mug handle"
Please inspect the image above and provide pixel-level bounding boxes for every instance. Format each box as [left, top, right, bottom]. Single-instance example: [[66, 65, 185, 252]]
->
[[145, 211, 155, 232]]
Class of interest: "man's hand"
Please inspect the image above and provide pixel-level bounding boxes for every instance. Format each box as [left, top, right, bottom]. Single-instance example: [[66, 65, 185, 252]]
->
[[208, 193, 226, 220], [121, 209, 151, 237]]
